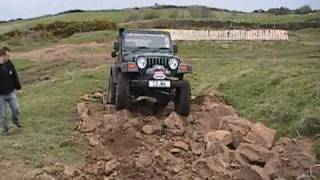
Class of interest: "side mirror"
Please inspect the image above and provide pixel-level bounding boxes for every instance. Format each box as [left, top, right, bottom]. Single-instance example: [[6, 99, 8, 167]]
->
[[111, 51, 117, 58], [173, 44, 178, 54], [113, 42, 119, 51]]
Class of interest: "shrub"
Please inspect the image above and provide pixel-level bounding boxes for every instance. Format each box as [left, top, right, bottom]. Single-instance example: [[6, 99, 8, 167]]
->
[[297, 117, 320, 137], [267, 7, 292, 15], [295, 5, 312, 14], [31, 20, 117, 38]]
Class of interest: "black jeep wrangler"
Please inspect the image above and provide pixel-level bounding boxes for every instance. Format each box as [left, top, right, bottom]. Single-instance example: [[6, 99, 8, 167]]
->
[[107, 28, 192, 116]]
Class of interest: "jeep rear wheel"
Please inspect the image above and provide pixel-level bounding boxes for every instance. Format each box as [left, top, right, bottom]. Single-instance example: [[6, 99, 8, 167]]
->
[[106, 74, 116, 104], [115, 73, 129, 110], [175, 81, 191, 116]]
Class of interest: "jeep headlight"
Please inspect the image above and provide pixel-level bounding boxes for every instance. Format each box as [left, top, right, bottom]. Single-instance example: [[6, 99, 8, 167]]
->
[[137, 57, 147, 69], [169, 58, 179, 70]]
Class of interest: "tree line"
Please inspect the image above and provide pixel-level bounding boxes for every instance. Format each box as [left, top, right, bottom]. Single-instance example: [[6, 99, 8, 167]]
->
[[253, 5, 316, 15]]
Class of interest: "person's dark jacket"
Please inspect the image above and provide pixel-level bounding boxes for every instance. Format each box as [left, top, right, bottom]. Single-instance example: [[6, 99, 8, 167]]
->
[[0, 60, 21, 95]]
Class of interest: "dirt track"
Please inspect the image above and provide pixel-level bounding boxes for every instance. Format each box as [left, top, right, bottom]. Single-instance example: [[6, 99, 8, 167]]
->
[[33, 92, 319, 180]]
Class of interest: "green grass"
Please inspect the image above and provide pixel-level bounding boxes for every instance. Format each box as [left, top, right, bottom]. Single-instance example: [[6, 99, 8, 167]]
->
[[13, 59, 34, 71], [180, 28, 320, 137], [61, 30, 116, 44], [1, 7, 319, 34], [0, 63, 109, 167]]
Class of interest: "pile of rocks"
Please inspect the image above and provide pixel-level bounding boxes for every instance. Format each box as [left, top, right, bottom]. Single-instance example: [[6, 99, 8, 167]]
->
[[34, 94, 318, 180]]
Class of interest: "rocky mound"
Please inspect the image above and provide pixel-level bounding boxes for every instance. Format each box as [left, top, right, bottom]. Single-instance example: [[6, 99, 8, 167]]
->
[[34, 93, 319, 180]]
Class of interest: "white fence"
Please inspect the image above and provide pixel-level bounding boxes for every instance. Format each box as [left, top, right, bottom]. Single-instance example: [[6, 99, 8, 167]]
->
[[160, 29, 289, 41]]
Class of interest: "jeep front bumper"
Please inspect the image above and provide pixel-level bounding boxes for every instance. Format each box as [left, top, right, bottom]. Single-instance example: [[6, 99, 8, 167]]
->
[[130, 80, 188, 88]]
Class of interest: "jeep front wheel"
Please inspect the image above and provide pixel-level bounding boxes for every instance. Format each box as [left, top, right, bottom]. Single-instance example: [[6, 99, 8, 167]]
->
[[175, 81, 191, 116], [115, 73, 129, 110]]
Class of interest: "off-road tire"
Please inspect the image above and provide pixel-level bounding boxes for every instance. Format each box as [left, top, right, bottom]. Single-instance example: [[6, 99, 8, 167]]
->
[[106, 74, 116, 104], [175, 81, 191, 116], [115, 73, 129, 110]]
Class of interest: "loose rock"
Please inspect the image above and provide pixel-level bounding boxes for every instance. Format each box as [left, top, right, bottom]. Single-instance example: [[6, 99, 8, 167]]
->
[[235, 143, 274, 166], [141, 125, 155, 135], [243, 122, 275, 149], [206, 130, 233, 146], [173, 141, 189, 151], [163, 112, 185, 136]]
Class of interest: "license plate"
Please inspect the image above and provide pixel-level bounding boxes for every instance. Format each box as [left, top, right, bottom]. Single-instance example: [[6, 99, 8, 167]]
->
[[148, 80, 171, 88]]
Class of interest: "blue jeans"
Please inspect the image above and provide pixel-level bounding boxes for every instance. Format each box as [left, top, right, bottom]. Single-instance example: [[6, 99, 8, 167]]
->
[[0, 91, 20, 133]]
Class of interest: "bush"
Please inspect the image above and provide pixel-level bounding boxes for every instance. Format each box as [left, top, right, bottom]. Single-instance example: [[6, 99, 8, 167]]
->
[[126, 19, 320, 30], [267, 7, 292, 15], [297, 117, 320, 137], [295, 5, 312, 14], [31, 20, 117, 38], [143, 12, 160, 20]]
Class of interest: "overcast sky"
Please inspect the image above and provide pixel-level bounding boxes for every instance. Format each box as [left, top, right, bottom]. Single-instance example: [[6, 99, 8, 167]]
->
[[0, 0, 319, 21]]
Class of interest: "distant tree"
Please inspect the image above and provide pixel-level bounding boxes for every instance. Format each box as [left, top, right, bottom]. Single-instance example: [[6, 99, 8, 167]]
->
[[295, 5, 312, 14], [253, 9, 265, 13], [267, 7, 291, 15]]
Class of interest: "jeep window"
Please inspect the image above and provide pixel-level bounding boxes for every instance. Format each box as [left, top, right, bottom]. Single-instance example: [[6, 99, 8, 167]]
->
[[123, 33, 171, 51]]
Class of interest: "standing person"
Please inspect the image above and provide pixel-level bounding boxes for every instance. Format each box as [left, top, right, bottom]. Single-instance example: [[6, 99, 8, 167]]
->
[[0, 47, 22, 136]]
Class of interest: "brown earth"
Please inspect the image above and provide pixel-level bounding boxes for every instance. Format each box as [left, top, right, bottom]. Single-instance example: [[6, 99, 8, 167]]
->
[[12, 42, 113, 84], [33, 92, 319, 180]]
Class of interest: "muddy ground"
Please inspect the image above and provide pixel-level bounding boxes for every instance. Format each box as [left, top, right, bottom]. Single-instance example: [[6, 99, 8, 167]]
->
[[33, 92, 319, 180]]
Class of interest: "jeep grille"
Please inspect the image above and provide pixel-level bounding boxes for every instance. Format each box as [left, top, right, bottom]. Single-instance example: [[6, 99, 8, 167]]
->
[[147, 57, 169, 68]]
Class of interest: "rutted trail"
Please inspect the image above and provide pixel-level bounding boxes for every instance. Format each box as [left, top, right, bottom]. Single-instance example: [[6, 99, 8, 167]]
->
[[35, 93, 319, 180]]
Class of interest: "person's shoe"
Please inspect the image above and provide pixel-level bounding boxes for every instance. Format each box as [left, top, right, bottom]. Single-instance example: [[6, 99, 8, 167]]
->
[[13, 121, 22, 128], [2, 131, 8, 136]]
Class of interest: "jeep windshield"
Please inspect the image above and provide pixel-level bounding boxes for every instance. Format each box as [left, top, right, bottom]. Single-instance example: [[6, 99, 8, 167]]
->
[[123, 32, 172, 52]]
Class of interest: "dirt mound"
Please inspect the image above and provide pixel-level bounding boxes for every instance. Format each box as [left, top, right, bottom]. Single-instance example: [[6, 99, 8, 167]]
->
[[35, 93, 318, 180]]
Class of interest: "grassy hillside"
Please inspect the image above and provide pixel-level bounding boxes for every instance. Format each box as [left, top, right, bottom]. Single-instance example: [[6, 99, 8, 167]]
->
[[179, 28, 320, 137], [1, 7, 320, 33]]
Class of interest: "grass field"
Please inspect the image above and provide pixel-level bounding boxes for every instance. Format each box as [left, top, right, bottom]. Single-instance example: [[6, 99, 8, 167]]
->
[[179, 29, 320, 137], [0, 62, 109, 168]]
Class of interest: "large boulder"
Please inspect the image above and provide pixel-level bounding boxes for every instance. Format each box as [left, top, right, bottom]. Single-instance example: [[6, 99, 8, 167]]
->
[[234, 143, 274, 166], [243, 122, 275, 149], [219, 116, 254, 148], [163, 112, 185, 136], [263, 156, 284, 180], [206, 130, 233, 146]]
